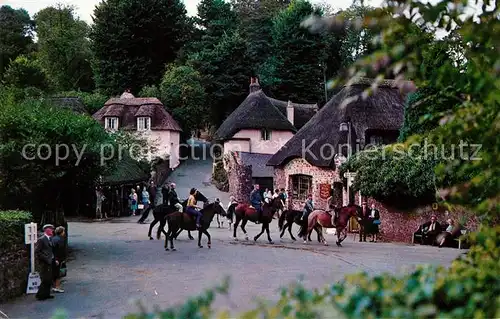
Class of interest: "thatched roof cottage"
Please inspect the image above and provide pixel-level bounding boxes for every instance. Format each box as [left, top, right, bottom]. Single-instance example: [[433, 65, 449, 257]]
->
[[267, 78, 409, 211], [215, 77, 318, 197], [93, 91, 182, 169]]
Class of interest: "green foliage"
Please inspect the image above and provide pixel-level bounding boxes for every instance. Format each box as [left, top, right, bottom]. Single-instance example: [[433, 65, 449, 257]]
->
[[138, 85, 160, 99], [0, 210, 32, 249], [57, 90, 109, 114], [0, 5, 35, 78], [0, 94, 115, 211], [34, 5, 93, 91], [341, 144, 437, 208], [2, 54, 48, 90], [266, 0, 327, 103], [160, 64, 208, 134], [90, 0, 190, 94]]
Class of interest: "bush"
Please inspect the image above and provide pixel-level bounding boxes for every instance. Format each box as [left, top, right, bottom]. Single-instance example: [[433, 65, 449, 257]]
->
[[0, 210, 32, 249]]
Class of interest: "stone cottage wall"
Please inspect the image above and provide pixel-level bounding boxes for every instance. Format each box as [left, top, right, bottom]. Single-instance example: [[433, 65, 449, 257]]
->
[[363, 198, 479, 243], [273, 158, 342, 211], [0, 244, 29, 302], [227, 152, 252, 202]]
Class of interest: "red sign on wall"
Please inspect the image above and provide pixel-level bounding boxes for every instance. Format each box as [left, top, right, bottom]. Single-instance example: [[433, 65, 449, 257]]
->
[[319, 184, 331, 199]]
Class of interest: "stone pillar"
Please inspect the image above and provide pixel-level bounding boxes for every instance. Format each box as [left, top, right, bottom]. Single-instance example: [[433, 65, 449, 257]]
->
[[227, 152, 252, 202]]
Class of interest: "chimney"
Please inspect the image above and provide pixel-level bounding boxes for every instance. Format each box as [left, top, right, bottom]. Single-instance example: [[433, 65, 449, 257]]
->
[[286, 100, 294, 125], [249, 76, 261, 93]]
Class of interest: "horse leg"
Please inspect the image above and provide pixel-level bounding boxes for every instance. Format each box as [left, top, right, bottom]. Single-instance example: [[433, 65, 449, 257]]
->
[[198, 229, 203, 248], [322, 227, 328, 246], [254, 223, 265, 242], [265, 222, 273, 244], [187, 230, 194, 240], [157, 218, 167, 240], [336, 227, 342, 247], [233, 216, 241, 240], [288, 222, 296, 241], [308, 229, 313, 242], [241, 218, 249, 240], [203, 229, 211, 248], [280, 221, 287, 238], [217, 213, 220, 228], [148, 218, 158, 239]]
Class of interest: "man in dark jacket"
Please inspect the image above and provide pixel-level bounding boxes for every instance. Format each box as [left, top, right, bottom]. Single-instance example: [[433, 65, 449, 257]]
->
[[162, 184, 170, 205], [301, 194, 314, 220], [250, 184, 263, 222], [35, 224, 56, 300], [168, 183, 183, 212], [421, 215, 442, 245]]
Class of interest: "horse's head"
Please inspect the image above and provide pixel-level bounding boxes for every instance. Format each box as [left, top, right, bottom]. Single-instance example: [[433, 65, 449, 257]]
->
[[271, 196, 284, 211], [201, 199, 226, 218], [195, 190, 208, 203]]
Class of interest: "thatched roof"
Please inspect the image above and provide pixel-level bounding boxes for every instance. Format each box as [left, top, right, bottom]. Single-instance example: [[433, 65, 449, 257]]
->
[[214, 78, 318, 141], [267, 78, 410, 168], [92, 94, 182, 131], [48, 97, 87, 114], [214, 90, 297, 141], [102, 155, 150, 185]]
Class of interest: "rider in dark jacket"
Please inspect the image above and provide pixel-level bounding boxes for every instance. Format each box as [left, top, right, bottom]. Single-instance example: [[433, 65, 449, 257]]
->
[[250, 184, 263, 222], [168, 183, 183, 212], [301, 194, 314, 220]]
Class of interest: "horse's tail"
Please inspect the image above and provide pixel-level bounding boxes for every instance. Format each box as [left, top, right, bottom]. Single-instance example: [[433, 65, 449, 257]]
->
[[278, 209, 287, 231]]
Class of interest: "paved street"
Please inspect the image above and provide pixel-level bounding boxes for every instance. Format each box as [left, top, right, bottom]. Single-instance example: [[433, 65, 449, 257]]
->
[[0, 144, 464, 318]]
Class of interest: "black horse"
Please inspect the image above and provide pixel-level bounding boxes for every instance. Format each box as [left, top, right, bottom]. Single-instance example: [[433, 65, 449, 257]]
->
[[147, 189, 208, 240], [164, 200, 226, 250], [278, 209, 322, 242]]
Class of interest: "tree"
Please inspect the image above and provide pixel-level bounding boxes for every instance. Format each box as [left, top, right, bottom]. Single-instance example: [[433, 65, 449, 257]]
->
[[266, 0, 326, 103], [232, 0, 290, 80], [34, 5, 93, 91], [90, 0, 190, 95], [2, 54, 48, 90], [188, 31, 251, 127], [0, 6, 34, 78], [159, 64, 208, 139]]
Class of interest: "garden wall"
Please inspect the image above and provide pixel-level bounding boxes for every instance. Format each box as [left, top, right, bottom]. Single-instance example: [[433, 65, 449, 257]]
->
[[0, 211, 32, 302], [365, 199, 480, 243]]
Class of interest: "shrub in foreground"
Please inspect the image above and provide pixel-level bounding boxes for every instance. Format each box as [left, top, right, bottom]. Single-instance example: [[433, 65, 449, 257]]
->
[[0, 210, 32, 249]]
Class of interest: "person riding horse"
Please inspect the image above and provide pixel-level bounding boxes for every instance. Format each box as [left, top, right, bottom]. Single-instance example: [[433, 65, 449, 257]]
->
[[301, 194, 314, 221], [168, 183, 183, 212], [186, 188, 203, 228], [326, 193, 339, 226], [249, 184, 263, 223]]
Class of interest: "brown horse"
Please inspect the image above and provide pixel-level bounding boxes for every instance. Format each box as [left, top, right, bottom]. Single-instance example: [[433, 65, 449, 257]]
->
[[233, 197, 283, 244], [164, 200, 226, 251], [298, 204, 362, 246]]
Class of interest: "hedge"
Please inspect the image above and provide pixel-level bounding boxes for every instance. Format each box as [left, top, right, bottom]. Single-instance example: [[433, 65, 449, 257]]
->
[[0, 210, 33, 249], [51, 225, 499, 319]]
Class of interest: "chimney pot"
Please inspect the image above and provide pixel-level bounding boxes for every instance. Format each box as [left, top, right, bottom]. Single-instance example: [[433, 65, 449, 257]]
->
[[249, 76, 261, 93]]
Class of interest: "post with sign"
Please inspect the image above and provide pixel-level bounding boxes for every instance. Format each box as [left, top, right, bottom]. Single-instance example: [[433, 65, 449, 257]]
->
[[25, 222, 40, 294]]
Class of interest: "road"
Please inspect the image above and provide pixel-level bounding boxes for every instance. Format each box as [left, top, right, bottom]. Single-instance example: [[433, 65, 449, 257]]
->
[[0, 143, 463, 318]]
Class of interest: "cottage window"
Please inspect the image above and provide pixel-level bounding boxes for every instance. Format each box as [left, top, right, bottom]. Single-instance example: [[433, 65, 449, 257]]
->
[[105, 117, 119, 130], [261, 128, 271, 140], [291, 174, 312, 201], [137, 117, 151, 131]]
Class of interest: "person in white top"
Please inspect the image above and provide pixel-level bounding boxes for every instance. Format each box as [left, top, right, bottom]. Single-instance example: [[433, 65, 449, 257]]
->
[[263, 188, 272, 203], [226, 196, 238, 229]]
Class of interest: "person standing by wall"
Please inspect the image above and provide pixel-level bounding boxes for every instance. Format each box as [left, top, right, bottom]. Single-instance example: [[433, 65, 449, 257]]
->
[[35, 224, 56, 300], [51, 226, 66, 293]]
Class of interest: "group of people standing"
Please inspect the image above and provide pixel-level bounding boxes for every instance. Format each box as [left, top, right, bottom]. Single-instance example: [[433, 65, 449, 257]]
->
[[249, 184, 288, 220], [128, 181, 157, 224], [34, 224, 67, 300]]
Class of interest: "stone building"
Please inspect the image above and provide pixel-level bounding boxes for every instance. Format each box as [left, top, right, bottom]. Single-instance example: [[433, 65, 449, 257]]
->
[[267, 78, 408, 211], [214, 77, 317, 198]]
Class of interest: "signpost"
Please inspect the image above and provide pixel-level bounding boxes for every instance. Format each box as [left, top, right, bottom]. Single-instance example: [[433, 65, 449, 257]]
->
[[343, 172, 357, 205], [25, 222, 40, 294]]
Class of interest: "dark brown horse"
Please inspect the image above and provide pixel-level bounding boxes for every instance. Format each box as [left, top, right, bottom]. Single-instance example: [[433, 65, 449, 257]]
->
[[233, 197, 283, 244], [164, 200, 226, 251], [148, 190, 208, 241], [298, 204, 362, 246], [278, 209, 322, 242]]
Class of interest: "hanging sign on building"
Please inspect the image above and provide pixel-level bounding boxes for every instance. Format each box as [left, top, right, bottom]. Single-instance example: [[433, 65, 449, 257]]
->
[[319, 184, 331, 199]]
